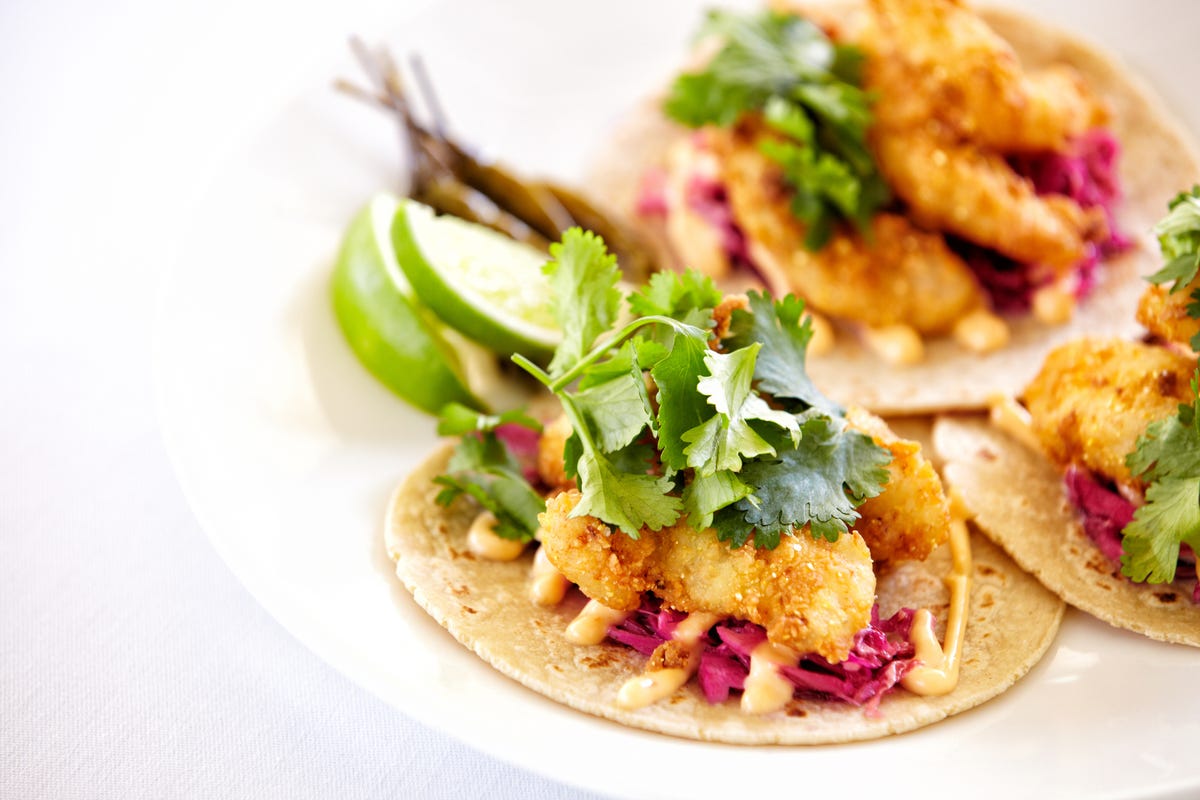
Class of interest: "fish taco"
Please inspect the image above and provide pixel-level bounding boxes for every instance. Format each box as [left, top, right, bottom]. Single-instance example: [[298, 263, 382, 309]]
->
[[383, 234, 1063, 743], [934, 189, 1200, 647], [589, 0, 1200, 414]]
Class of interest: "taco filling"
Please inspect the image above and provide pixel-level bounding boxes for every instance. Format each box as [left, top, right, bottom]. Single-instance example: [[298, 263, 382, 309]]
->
[[936, 188, 1200, 644], [633, 0, 1129, 365], [428, 225, 995, 720]]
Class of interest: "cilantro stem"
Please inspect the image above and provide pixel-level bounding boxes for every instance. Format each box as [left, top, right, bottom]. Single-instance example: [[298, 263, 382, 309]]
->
[[516, 315, 704, 393]]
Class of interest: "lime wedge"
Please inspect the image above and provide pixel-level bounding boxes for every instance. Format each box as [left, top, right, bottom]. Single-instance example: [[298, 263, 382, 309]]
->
[[331, 194, 484, 415], [393, 201, 562, 357]]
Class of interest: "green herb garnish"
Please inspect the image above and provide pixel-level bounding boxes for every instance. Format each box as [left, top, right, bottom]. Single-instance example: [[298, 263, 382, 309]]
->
[[503, 228, 890, 544], [663, 9, 888, 249], [433, 406, 545, 542], [1123, 188, 1200, 581], [1122, 372, 1200, 583]]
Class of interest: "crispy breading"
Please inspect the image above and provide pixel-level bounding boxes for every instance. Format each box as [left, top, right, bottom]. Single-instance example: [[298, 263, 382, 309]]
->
[[862, 0, 1104, 152], [1023, 338, 1195, 488], [871, 126, 1106, 272], [1138, 282, 1200, 351], [847, 407, 951, 562], [537, 414, 576, 491], [712, 127, 986, 335], [539, 491, 875, 662], [855, 0, 1108, 273]]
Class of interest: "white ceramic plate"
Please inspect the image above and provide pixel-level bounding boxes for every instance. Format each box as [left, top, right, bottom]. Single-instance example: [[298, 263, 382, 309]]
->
[[155, 2, 1200, 797]]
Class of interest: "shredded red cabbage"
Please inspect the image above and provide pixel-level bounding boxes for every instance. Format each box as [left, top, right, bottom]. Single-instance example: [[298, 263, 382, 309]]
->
[[961, 128, 1129, 311], [608, 596, 917, 712], [634, 141, 770, 284], [635, 167, 669, 217], [1064, 466, 1134, 563], [682, 173, 757, 274], [492, 423, 541, 485], [1064, 466, 1199, 603]]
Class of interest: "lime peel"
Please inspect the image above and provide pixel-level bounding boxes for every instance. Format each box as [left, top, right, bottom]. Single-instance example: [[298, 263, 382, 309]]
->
[[393, 201, 563, 357], [331, 194, 485, 415]]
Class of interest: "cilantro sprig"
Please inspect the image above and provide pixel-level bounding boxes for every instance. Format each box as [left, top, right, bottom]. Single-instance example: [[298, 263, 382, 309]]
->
[[437, 228, 891, 546], [1122, 189, 1200, 581], [433, 406, 545, 542], [1122, 372, 1200, 583], [508, 228, 890, 545], [663, 10, 889, 249]]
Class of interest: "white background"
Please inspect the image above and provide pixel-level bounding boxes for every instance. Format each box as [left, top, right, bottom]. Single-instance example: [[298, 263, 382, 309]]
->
[[3, 1, 1198, 798]]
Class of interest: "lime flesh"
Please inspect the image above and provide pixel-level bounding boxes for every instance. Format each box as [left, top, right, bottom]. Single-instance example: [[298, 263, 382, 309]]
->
[[393, 201, 562, 358], [331, 195, 484, 415]]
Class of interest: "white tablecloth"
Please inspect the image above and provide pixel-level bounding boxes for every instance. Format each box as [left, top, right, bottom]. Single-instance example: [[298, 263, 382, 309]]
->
[[1, 0, 598, 795], [4, 0, 1196, 797]]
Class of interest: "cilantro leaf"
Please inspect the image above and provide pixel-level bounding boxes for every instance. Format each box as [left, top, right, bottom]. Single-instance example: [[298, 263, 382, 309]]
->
[[682, 469, 752, 531], [628, 270, 722, 331], [1122, 369, 1200, 582], [434, 433, 544, 542], [664, 72, 757, 128], [1121, 477, 1200, 583], [572, 357, 652, 453], [650, 330, 712, 473], [436, 403, 541, 436], [697, 10, 834, 90], [544, 228, 621, 377], [730, 412, 891, 543], [572, 448, 681, 536], [1145, 252, 1200, 293], [725, 291, 835, 412], [1153, 186, 1200, 264], [663, 9, 886, 249], [682, 344, 799, 475]]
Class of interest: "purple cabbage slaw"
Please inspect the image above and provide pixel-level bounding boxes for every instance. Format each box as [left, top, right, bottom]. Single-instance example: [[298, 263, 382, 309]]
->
[[636, 152, 767, 284], [608, 596, 918, 713], [1065, 466, 1199, 602]]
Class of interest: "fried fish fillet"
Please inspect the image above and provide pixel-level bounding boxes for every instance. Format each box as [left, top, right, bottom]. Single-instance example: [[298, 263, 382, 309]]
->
[[861, 0, 1103, 153], [535, 403, 951, 662], [856, 0, 1108, 272], [847, 407, 951, 563], [539, 490, 876, 662], [1023, 338, 1195, 488], [870, 127, 1107, 272], [1138, 281, 1200, 351], [712, 127, 986, 335]]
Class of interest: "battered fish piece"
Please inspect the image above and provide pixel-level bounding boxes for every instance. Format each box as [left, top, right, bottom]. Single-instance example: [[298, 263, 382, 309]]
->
[[539, 490, 876, 662], [871, 128, 1107, 272], [847, 407, 951, 562], [713, 127, 986, 335], [537, 414, 576, 490], [861, 0, 1103, 153], [1138, 281, 1200, 351], [854, 0, 1108, 273], [1023, 338, 1195, 488]]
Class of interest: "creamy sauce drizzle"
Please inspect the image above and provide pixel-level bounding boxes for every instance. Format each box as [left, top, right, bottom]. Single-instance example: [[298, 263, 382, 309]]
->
[[565, 600, 631, 646], [615, 612, 720, 710], [987, 393, 1042, 454], [900, 518, 972, 696], [742, 641, 799, 714], [529, 547, 570, 607], [952, 309, 1010, 354], [466, 512, 527, 561], [863, 323, 924, 365]]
